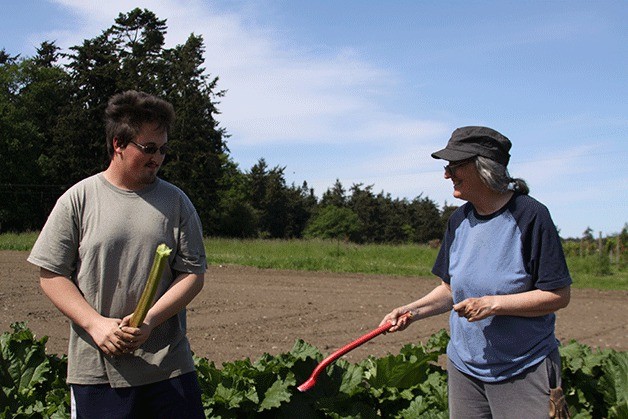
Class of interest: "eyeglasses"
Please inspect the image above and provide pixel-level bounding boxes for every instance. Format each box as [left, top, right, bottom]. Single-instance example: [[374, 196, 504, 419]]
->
[[444, 158, 474, 177], [129, 140, 170, 155]]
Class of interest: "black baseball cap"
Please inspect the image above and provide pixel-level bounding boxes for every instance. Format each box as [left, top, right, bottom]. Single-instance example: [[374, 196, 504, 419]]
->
[[431, 126, 511, 166]]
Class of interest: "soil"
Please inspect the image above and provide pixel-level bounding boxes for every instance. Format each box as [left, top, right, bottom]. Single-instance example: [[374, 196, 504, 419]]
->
[[1, 250, 626, 366]]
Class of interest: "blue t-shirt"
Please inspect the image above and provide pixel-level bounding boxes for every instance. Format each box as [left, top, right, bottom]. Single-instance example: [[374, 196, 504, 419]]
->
[[432, 193, 572, 382]]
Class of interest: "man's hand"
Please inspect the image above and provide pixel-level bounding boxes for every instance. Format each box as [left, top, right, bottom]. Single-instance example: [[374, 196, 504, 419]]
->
[[116, 314, 154, 353], [87, 317, 131, 356]]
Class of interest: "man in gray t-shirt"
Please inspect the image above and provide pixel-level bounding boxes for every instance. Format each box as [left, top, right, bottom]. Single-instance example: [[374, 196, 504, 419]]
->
[[28, 91, 206, 418]]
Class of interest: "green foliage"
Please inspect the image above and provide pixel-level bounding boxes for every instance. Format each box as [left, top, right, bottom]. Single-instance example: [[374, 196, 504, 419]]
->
[[565, 254, 627, 290], [582, 227, 595, 242], [338, 183, 444, 244], [0, 50, 69, 231], [0, 6, 625, 254], [0, 8, 232, 235], [559, 340, 628, 418], [0, 323, 69, 418], [3, 9, 619, 252], [406, 196, 444, 244], [193, 334, 450, 418], [247, 159, 293, 239], [1, 324, 627, 418], [304, 206, 362, 243], [596, 250, 612, 276]]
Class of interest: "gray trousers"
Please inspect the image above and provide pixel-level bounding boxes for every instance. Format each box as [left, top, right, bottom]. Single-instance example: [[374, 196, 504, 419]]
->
[[447, 349, 562, 419]]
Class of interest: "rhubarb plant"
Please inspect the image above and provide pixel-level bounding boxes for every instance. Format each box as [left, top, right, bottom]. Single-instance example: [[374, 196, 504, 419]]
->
[[1, 323, 627, 418], [129, 243, 172, 327]]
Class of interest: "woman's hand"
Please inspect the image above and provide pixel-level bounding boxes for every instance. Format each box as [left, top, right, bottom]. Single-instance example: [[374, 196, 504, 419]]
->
[[454, 287, 570, 320], [453, 296, 497, 322], [379, 307, 414, 333]]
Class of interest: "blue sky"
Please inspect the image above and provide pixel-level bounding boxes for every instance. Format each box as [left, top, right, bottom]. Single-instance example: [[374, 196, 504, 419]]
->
[[2, 0, 626, 238]]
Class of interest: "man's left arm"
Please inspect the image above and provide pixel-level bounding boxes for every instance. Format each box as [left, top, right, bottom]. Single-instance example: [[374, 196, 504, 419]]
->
[[118, 272, 204, 345]]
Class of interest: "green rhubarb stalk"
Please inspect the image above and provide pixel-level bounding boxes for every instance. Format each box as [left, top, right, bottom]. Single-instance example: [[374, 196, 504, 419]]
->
[[129, 243, 172, 327]]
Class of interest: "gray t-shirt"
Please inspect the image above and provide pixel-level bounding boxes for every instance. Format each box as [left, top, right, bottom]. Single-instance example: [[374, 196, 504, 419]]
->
[[28, 173, 207, 387]]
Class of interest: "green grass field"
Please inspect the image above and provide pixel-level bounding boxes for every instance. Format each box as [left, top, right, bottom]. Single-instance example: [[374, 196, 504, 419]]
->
[[1, 233, 625, 290], [205, 237, 437, 276]]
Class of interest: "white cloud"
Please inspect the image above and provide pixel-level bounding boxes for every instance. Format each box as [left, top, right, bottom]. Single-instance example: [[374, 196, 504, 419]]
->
[[19, 1, 622, 240], [49, 0, 446, 149]]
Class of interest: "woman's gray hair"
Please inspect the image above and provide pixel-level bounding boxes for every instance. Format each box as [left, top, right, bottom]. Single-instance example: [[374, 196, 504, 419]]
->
[[474, 156, 529, 195]]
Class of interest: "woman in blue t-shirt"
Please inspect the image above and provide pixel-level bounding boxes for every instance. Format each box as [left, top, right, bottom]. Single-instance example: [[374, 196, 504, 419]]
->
[[380, 126, 571, 419]]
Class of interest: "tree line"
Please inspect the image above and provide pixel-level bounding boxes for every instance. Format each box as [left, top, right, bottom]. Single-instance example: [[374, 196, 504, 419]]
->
[[0, 8, 454, 243]]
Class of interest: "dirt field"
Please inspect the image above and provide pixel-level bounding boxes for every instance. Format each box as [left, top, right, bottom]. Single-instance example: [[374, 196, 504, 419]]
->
[[1, 250, 626, 365]]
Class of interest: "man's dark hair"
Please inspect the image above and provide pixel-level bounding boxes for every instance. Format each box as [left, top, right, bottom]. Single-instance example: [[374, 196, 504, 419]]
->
[[105, 90, 175, 158]]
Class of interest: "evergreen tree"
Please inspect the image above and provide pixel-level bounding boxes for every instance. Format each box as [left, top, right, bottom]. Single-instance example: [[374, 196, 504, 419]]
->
[[348, 183, 382, 243], [159, 32, 230, 233], [110, 8, 168, 93], [381, 195, 411, 244], [47, 32, 120, 185], [247, 159, 291, 238], [30, 9, 230, 234], [304, 205, 361, 243], [0, 44, 68, 231], [407, 195, 443, 243], [215, 161, 258, 238], [320, 179, 346, 207], [0, 8, 457, 242], [284, 181, 318, 238]]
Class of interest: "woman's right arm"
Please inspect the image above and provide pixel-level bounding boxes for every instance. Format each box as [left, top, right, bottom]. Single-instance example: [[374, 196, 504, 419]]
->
[[379, 280, 454, 332]]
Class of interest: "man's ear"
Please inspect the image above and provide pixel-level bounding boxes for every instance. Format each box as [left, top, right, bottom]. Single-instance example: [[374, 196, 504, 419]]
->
[[113, 136, 123, 151]]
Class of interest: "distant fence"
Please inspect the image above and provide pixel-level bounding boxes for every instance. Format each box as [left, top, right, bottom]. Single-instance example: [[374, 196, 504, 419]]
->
[[563, 232, 625, 266], [0, 183, 68, 232]]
